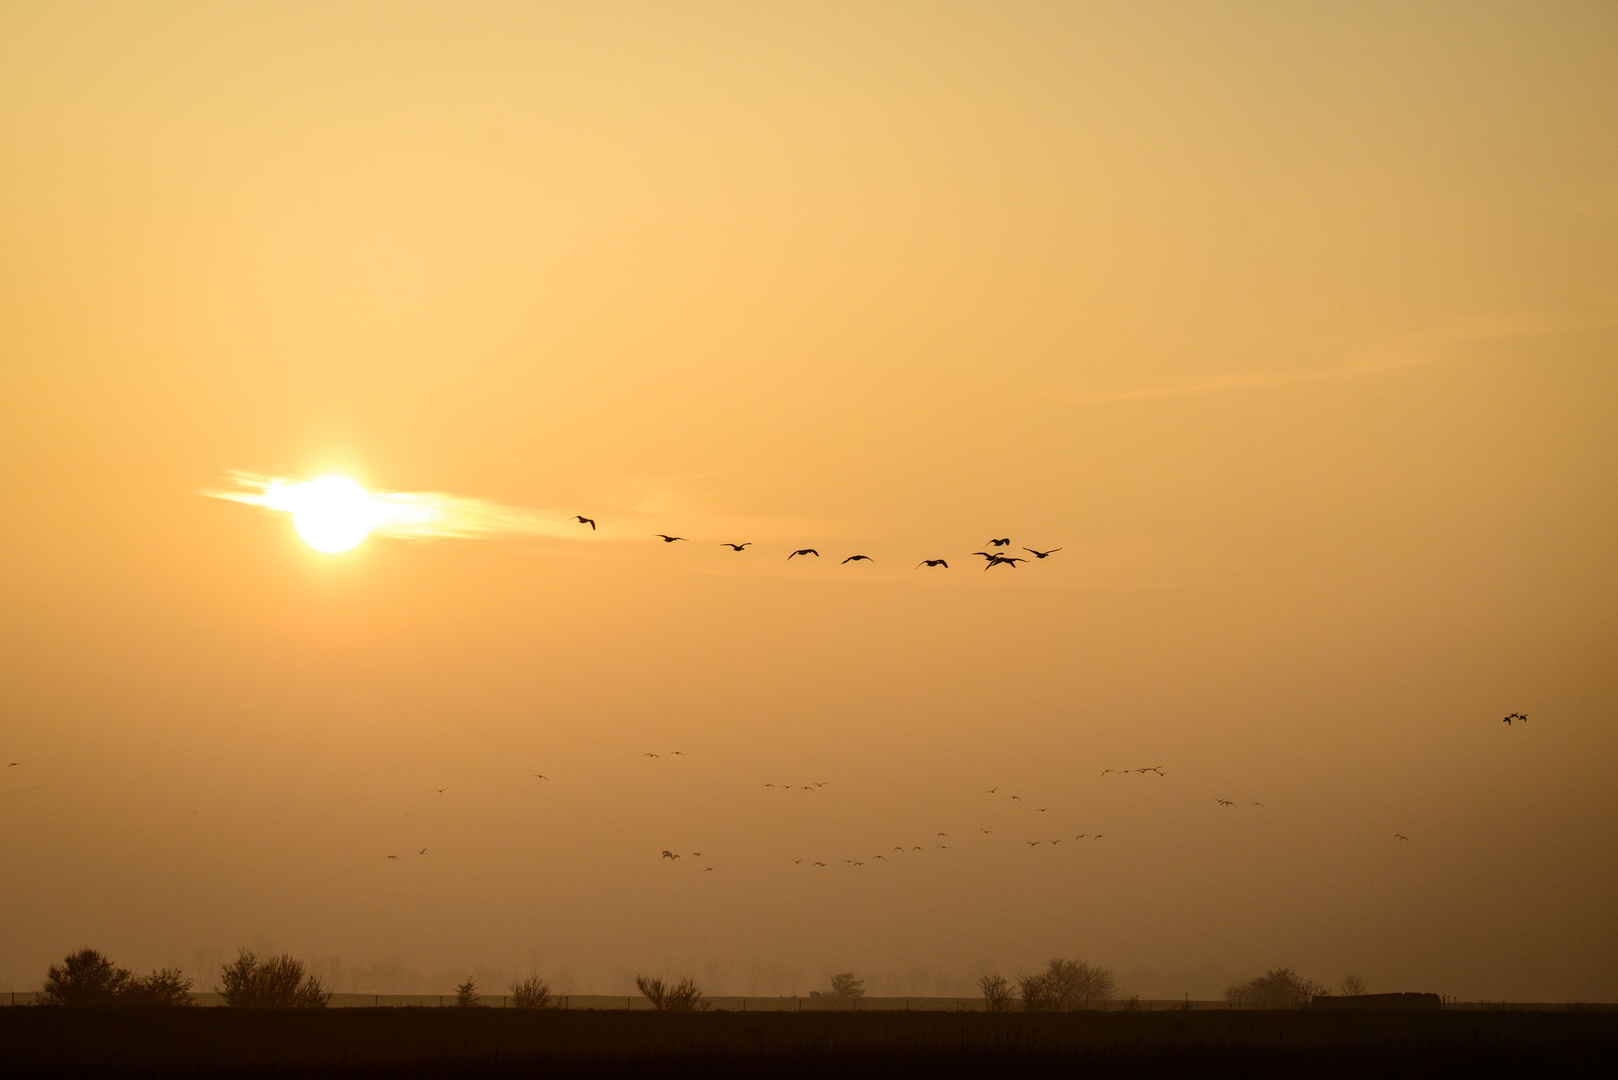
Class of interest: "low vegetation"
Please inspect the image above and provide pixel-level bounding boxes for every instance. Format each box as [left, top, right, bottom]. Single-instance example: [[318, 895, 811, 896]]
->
[[635, 974, 706, 1011], [1340, 974, 1369, 997], [827, 972, 865, 1001], [1015, 958, 1117, 1012], [217, 949, 331, 1008], [978, 973, 1014, 1012], [1223, 968, 1326, 1009], [509, 975, 554, 1009], [454, 978, 481, 1007], [41, 948, 195, 1007]]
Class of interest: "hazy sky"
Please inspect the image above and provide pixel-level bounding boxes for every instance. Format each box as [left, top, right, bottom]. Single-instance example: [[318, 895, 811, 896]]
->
[[2, 2, 1615, 1001]]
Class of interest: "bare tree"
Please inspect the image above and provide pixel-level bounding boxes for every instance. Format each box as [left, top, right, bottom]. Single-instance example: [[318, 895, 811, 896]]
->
[[636, 974, 705, 1011], [510, 974, 553, 1009], [42, 949, 132, 1007], [1223, 968, 1326, 1009], [124, 969, 195, 1007], [828, 972, 865, 1001], [1340, 974, 1368, 997], [454, 978, 481, 1007], [218, 949, 331, 1008], [1017, 959, 1116, 1011], [1017, 972, 1055, 1012], [979, 973, 1014, 1013]]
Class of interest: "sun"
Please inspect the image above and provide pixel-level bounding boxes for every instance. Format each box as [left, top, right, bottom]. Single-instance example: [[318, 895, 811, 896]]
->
[[286, 475, 377, 552]]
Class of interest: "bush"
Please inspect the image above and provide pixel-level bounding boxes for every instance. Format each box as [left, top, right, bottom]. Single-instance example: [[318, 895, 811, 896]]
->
[[979, 973, 1014, 1012], [1340, 974, 1368, 996], [124, 969, 195, 1007], [1018, 959, 1116, 1011], [1223, 968, 1326, 1009], [455, 978, 482, 1007], [218, 949, 331, 1008], [828, 972, 865, 1001], [635, 975, 705, 1011], [42, 949, 132, 1007], [509, 974, 553, 1009]]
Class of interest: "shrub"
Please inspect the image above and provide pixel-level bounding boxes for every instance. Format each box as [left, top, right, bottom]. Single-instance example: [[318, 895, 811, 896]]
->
[[1017, 959, 1116, 1011], [124, 969, 195, 1007], [1340, 974, 1368, 997], [828, 972, 865, 1001], [635, 974, 705, 1011], [510, 974, 553, 1009], [218, 949, 331, 1008], [42, 949, 132, 1007], [979, 973, 1014, 1012], [455, 978, 481, 1007], [1223, 968, 1326, 1009]]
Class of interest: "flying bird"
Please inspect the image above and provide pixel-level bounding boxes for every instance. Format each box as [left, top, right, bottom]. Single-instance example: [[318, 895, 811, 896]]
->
[[1395, 834, 1409, 841], [386, 855, 399, 860], [1023, 547, 1062, 559], [1093, 835, 1104, 840], [670, 751, 683, 756], [417, 849, 427, 855], [655, 534, 688, 543], [693, 852, 701, 857], [986, 787, 997, 794], [574, 515, 596, 530], [531, 774, 548, 780], [1216, 799, 1234, 806], [813, 862, 826, 867], [972, 552, 998, 561], [1503, 713, 1527, 725], [988, 538, 1011, 547], [661, 851, 680, 860], [644, 753, 659, 759], [1027, 841, 1040, 847], [841, 554, 873, 564], [1252, 802, 1264, 807], [981, 828, 992, 834], [791, 858, 803, 864], [1050, 839, 1062, 845], [704, 867, 713, 872], [1009, 795, 1021, 801], [1101, 770, 1112, 777], [985, 556, 1025, 569], [1036, 808, 1049, 813], [788, 549, 819, 559], [721, 543, 751, 551], [433, 788, 447, 794], [937, 832, 948, 837], [916, 559, 949, 569], [6, 763, 17, 767]]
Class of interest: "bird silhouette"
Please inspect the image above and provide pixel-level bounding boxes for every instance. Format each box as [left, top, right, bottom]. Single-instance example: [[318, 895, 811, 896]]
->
[[853, 861, 865, 867], [574, 515, 596, 530], [1027, 841, 1040, 847], [721, 543, 751, 551], [893, 846, 906, 853], [1050, 839, 1062, 845], [1093, 835, 1104, 840], [1036, 808, 1049, 813], [988, 538, 1011, 547], [985, 555, 1025, 569], [693, 852, 701, 857], [671, 751, 683, 756], [912, 846, 923, 851], [981, 828, 992, 834], [644, 753, 659, 759], [1023, 547, 1062, 559], [704, 867, 713, 872], [916, 559, 949, 569], [788, 549, 819, 559], [841, 554, 873, 564], [531, 774, 548, 780], [386, 855, 399, 860], [1252, 802, 1264, 807], [1216, 799, 1234, 806], [1009, 795, 1021, 801], [1503, 713, 1527, 725], [813, 782, 827, 787], [1101, 769, 1112, 777], [874, 855, 887, 861], [791, 858, 803, 864], [6, 762, 18, 767], [1395, 834, 1409, 841], [813, 862, 826, 867], [972, 552, 998, 561], [655, 534, 687, 543], [1075, 834, 1087, 840], [661, 851, 680, 860], [937, 832, 948, 837], [433, 788, 447, 794], [986, 787, 997, 794], [417, 848, 427, 855]]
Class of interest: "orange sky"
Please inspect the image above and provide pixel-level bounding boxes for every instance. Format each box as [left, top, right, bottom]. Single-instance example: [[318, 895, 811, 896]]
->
[[2, 2, 1615, 1000]]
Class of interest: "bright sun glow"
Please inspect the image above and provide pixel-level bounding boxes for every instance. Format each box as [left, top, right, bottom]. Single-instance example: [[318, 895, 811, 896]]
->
[[282, 475, 377, 552]]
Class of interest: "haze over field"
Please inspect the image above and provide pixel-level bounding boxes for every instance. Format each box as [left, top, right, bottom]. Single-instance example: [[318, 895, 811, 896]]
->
[[1, 2, 1614, 1002]]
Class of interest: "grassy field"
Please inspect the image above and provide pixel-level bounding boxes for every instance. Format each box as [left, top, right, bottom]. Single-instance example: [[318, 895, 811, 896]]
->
[[3, 1008, 1616, 1078]]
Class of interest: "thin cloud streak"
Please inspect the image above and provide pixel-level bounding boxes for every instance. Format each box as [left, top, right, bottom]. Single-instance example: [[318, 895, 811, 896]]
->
[[1073, 311, 1616, 406]]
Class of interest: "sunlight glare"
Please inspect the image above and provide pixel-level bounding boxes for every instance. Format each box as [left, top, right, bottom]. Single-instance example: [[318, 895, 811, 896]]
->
[[284, 475, 376, 553]]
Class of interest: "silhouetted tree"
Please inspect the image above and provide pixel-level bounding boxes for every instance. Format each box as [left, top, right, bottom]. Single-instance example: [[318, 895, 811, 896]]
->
[[1017, 959, 1116, 1011], [454, 978, 481, 1007], [1340, 974, 1368, 997], [42, 949, 132, 1007], [1223, 968, 1325, 1009], [509, 974, 553, 1009], [828, 972, 865, 1001], [124, 969, 195, 1007], [635, 974, 705, 1011], [979, 973, 1014, 1012], [218, 949, 331, 1008]]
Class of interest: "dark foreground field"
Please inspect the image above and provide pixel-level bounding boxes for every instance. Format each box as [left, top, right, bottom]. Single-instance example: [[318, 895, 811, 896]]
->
[[3, 1008, 1616, 1078]]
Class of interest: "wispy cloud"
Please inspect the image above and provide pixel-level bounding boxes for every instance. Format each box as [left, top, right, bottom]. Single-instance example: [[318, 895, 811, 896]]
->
[[1073, 310, 1616, 406]]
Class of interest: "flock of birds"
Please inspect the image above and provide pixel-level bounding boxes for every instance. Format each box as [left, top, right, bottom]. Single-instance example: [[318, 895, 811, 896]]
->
[[577, 515, 1061, 570]]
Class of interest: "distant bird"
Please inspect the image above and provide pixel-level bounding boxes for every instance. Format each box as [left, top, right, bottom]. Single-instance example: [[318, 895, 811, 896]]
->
[[1251, 802, 1264, 807], [988, 538, 1011, 547], [938, 846, 950, 850], [791, 858, 803, 864], [764, 784, 774, 788], [1093, 835, 1104, 840], [661, 851, 680, 860], [912, 846, 923, 851], [937, 832, 948, 837], [981, 828, 992, 834], [813, 862, 826, 867], [693, 852, 701, 857], [841, 554, 873, 564], [985, 556, 1025, 569], [1141, 767, 1164, 776], [1027, 841, 1040, 847], [1101, 769, 1112, 777], [1216, 799, 1234, 806], [655, 534, 688, 543], [801, 786, 813, 791], [813, 782, 827, 787], [574, 515, 596, 530], [1023, 547, 1062, 559], [916, 559, 949, 569], [1050, 839, 1062, 845], [417, 849, 427, 855], [1010, 795, 1021, 801], [704, 867, 713, 872], [788, 549, 819, 559], [386, 855, 399, 860], [721, 543, 751, 551], [6, 762, 17, 767], [986, 787, 997, 794], [433, 788, 447, 794], [1395, 834, 1409, 841], [1036, 808, 1049, 813], [1075, 835, 1087, 840], [1503, 712, 1527, 725], [874, 855, 887, 861], [853, 861, 864, 867], [971, 552, 998, 561], [671, 751, 683, 756], [893, 847, 906, 853], [531, 774, 548, 780], [644, 753, 659, 759]]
